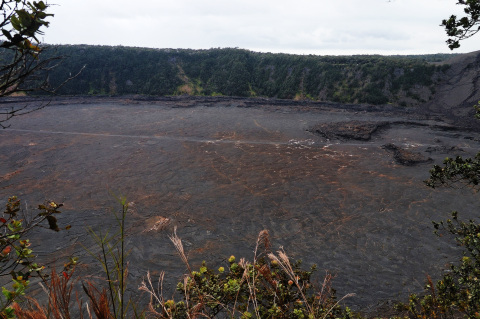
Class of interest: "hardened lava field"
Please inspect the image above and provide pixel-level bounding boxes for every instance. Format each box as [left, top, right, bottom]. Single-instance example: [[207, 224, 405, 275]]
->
[[1, 96, 479, 308]]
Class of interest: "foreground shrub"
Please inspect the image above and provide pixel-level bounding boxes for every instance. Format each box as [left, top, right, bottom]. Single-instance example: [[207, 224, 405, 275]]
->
[[0, 197, 66, 318], [141, 229, 356, 319], [395, 213, 480, 319]]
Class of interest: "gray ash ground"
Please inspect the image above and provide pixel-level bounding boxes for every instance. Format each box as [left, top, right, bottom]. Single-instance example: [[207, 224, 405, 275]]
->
[[1, 96, 480, 312]]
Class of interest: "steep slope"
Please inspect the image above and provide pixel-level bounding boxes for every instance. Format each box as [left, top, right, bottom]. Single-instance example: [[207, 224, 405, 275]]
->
[[422, 50, 480, 128]]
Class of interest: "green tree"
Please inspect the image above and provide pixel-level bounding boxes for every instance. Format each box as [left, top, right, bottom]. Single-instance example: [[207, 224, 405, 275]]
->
[[442, 0, 480, 50], [0, 0, 53, 128], [399, 3, 480, 318], [0, 197, 66, 318], [0, 0, 83, 128], [0, 1, 53, 96]]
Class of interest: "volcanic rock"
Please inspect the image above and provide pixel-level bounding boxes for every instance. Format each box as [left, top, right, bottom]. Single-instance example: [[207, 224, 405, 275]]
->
[[308, 121, 389, 141], [382, 143, 433, 166]]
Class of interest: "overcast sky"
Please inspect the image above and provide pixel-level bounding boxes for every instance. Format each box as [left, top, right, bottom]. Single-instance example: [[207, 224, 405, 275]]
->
[[43, 0, 478, 55]]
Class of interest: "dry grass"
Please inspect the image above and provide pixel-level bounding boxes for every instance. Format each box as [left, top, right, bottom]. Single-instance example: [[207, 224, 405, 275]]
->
[[168, 227, 192, 276], [140, 229, 355, 318], [11, 299, 48, 319], [268, 248, 313, 314], [12, 229, 355, 319], [11, 266, 116, 319], [12, 268, 77, 319], [139, 271, 168, 318], [81, 282, 112, 319]]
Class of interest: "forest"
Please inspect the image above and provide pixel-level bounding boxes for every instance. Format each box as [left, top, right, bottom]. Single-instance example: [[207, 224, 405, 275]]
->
[[39, 45, 455, 106]]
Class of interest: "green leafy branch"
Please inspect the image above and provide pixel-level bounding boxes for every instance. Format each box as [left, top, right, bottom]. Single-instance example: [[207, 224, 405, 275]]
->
[[1, 1, 53, 53], [442, 0, 480, 50], [0, 196, 67, 317]]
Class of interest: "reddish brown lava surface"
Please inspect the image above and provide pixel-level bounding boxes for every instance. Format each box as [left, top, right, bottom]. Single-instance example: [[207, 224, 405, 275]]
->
[[1, 96, 480, 310]]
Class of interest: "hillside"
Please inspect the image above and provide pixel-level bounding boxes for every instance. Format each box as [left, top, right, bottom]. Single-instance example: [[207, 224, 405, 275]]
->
[[422, 50, 480, 126], [39, 45, 464, 107]]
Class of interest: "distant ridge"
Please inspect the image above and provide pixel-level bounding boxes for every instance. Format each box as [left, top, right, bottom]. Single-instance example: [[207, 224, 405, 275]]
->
[[38, 45, 462, 107]]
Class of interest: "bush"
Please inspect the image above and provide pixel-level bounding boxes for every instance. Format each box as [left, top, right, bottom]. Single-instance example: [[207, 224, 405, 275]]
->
[[0, 197, 66, 318], [397, 212, 480, 318], [140, 230, 357, 319]]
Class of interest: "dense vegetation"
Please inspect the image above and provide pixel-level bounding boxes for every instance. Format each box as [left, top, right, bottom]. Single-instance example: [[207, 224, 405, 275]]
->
[[40, 45, 455, 106], [0, 0, 65, 128]]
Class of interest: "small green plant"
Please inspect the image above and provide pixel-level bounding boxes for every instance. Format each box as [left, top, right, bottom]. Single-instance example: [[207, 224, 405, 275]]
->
[[83, 196, 143, 319], [141, 229, 356, 318], [4, 196, 144, 318], [0, 196, 66, 317], [397, 110, 480, 318], [398, 213, 480, 318]]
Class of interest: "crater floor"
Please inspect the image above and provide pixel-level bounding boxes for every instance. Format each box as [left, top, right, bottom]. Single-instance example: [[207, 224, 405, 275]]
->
[[1, 96, 479, 310]]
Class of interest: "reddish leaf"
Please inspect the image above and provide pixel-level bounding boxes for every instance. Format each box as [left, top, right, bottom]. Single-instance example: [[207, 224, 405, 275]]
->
[[2, 246, 12, 255]]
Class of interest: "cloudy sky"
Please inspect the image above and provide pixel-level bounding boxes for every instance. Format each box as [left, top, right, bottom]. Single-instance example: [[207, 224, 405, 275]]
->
[[43, 0, 478, 55]]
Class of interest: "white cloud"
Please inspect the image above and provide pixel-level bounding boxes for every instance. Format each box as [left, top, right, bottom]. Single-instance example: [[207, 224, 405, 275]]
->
[[43, 0, 478, 55]]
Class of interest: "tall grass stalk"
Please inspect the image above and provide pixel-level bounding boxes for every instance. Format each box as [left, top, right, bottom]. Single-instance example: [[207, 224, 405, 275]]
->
[[82, 197, 133, 318]]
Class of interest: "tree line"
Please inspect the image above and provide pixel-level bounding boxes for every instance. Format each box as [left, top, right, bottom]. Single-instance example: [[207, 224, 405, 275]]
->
[[38, 45, 455, 106]]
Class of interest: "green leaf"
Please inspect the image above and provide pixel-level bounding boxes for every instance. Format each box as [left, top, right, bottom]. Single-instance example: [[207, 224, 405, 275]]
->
[[1, 29, 12, 40], [2, 287, 12, 300], [35, 1, 47, 10], [10, 15, 21, 31], [16, 10, 33, 27]]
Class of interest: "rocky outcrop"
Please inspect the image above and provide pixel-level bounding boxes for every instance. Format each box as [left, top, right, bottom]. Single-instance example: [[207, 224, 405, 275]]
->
[[307, 121, 389, 141], [382, 143, 432, 166], [425, 145, 464, 154]]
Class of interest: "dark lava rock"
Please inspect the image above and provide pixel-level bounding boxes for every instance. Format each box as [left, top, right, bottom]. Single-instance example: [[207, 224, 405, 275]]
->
[[425, 145, 464, 154], [308, 121, 389, 141], [382, 143, 432, 166], [3, 96, 480, 310]]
